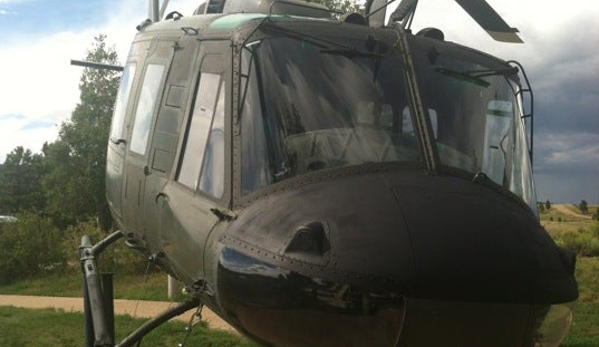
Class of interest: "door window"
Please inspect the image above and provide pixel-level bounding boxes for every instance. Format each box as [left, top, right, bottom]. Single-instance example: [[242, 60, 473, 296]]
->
[[177, 73, 222, 191], [110, 64, 136, 142], [130, 64, 165, 155], [199, 82, 226, 198]]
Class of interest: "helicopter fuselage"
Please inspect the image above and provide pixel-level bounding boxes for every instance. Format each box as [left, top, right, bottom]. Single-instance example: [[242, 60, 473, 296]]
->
[[105, 7, 577, 347]]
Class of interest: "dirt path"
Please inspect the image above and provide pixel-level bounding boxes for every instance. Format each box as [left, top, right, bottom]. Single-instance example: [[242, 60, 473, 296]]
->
[[0, 295, 235, 332], [553, 204, 591, 220]]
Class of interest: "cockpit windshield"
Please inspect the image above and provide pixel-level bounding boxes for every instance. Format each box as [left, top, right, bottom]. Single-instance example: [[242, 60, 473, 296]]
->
[[409, 37, 536, 210], [239, 28, 536, 211], [240, 33, 421, 194]]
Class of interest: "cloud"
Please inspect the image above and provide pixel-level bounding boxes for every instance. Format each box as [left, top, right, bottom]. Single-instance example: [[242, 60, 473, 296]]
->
[[0, 112, 58, 162], [0, 0, 199, 162], [19, 118, 55, 130], [535, 172, 598, 204], [534, 132, 599, 174]]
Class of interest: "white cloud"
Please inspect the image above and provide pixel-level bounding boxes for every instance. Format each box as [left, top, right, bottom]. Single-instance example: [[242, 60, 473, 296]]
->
[[0, 0, 199, 159], [0, 114, 58, 162], [0, 0, 30, 4]]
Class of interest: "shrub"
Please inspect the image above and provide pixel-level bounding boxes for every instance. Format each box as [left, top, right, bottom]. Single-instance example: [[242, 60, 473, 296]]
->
[[0, 213, 67, 284], [62, 220, 149, 275], [553, 222, 599, 257]]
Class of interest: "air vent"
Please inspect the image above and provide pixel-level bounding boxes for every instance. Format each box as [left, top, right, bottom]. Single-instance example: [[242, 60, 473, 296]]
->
[[285, 221, 330, 255]]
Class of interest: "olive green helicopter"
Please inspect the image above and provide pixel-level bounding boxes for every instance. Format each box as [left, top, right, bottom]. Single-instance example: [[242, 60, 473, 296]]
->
[[75, 1, 578, 346]]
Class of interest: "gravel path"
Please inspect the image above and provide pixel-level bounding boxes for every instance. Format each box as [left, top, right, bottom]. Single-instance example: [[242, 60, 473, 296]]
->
[[0, 295, 235, 332]]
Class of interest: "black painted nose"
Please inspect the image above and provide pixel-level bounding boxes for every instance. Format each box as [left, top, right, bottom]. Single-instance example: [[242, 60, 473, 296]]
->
[[218, 170, 577, 347]]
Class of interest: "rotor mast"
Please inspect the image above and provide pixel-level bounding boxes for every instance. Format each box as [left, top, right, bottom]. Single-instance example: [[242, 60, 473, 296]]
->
[[149, 0, 170, 22]]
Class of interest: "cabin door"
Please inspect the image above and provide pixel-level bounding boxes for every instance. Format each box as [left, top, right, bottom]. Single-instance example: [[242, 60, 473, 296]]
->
[[157, 43, 231, 284]]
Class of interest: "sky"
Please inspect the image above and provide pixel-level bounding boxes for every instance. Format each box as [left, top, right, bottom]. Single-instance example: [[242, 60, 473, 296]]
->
[[0, 0, 597, 204]]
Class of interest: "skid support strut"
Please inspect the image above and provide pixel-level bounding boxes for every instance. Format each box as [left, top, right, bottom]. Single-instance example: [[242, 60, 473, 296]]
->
[[80, 231, 123, 347], [79, 231, 203, 347]]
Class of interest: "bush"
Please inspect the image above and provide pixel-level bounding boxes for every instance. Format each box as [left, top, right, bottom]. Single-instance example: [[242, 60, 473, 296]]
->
[[62, 220, 149, 275], [553, 222, 599, 257], [0, 213, 67, 284]]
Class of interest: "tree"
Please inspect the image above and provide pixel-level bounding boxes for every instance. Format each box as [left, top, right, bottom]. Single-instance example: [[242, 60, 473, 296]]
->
[[0, 146, 45, 214], [545, 200, 551, 210], [538, 202, 545, 213], [42, 34, 120, 229], [579, 200, 589, 214], [311, 0, 362, 13]]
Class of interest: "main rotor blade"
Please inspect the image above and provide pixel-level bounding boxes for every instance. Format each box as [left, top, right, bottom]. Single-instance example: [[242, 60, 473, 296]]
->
[[454, 0, 523, 43]]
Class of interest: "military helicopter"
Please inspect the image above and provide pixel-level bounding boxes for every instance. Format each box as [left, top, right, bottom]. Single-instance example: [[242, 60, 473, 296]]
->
[[77, 0, 579, 346]]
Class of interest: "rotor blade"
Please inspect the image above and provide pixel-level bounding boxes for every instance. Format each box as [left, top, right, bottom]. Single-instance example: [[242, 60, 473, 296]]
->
[[454, 0, 523, 43]]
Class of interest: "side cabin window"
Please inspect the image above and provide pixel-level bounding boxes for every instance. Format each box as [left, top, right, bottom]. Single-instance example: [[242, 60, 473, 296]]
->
[[130, 64, 165, 155], [109, 64, 136, 142], [177, 72, 225, 199]]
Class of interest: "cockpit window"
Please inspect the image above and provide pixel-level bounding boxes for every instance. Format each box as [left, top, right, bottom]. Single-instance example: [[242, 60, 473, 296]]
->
[[410, 39, 536, 209], [240, 35, 421, 194]]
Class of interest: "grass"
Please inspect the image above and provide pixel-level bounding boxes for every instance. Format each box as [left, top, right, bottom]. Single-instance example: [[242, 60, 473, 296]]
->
[[0, 270, 177, 301], [560, 257, 599, 347], [541, 204, 599, 347], [544, 221, 593, 235], [0, 306, 259, 347]]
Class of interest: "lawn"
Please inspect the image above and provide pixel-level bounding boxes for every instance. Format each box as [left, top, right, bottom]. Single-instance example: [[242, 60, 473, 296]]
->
[[0, 306, 258, 347], [0, 270, 175, 301], [561, 257, 599, 347]]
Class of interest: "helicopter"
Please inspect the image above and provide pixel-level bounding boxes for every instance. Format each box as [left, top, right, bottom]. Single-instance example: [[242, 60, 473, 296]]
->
[[76, 0, 579, 346]]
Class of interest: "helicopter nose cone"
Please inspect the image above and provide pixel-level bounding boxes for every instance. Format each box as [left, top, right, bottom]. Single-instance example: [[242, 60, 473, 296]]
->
[[216, 171, 577, 347]]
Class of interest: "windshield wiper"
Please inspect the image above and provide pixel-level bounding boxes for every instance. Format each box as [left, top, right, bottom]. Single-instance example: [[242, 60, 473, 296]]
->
[[468, 67, 519, 78], [434, 67, 490, 87], [434, 66, 519, 88], [320, 47, 385, 59]]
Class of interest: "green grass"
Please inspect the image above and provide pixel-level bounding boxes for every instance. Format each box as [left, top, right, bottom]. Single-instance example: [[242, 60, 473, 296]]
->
[[0, 306, 258, 347], [559, 257, 599, 347], [541, 207, 599, 347], [544, 221, 593, 235], [0, 270, 177, 301]]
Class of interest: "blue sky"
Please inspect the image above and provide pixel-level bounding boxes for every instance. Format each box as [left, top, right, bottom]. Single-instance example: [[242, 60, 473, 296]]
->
[[0, 0, 597, 204]]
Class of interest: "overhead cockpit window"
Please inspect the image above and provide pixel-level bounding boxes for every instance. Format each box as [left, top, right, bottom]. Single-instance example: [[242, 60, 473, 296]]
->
[[177, 73, 223, 195], [130, 64, 165, 155], [109, 64, 136, 142]]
